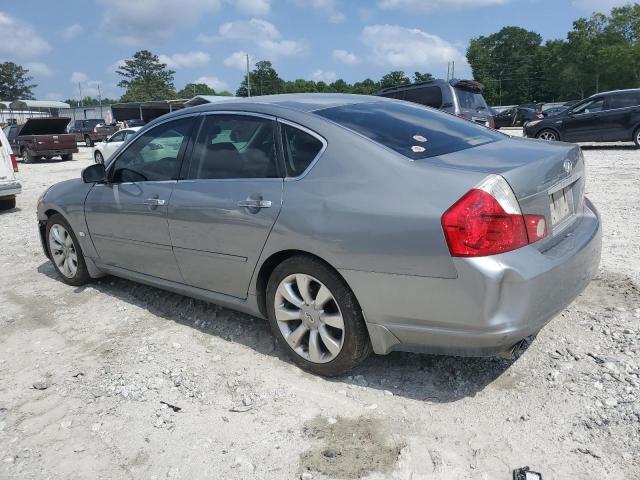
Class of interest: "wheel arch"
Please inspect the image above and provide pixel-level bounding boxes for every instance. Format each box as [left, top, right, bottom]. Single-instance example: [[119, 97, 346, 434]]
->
[[254, 249, 356, 319]]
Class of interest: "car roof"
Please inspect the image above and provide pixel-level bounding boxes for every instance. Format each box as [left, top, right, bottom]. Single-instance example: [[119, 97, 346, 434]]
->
[[590, 88, 640, 98], [184, 93, 386, 114]]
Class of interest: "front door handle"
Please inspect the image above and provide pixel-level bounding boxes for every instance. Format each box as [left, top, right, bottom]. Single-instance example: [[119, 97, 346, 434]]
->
[[237, 199, 272, 209], [143, 198, 166, 206]]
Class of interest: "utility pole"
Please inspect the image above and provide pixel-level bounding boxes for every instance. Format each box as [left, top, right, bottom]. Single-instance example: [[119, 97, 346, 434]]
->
[[451, 61, 455, 80], [246, 53, 251, 97], [78, 82, 83, 108], [446, 62, 450, 81], [97, 83, 103, 118]]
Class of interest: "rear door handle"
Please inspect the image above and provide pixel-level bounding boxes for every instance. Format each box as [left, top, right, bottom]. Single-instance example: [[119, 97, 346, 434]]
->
[[237, 199, 272, 209], [143, 198, 166, 206]]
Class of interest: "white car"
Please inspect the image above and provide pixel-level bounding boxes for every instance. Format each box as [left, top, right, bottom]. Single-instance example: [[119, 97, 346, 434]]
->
[[92, 127, 142, 164], [0, 127, 21, 210]]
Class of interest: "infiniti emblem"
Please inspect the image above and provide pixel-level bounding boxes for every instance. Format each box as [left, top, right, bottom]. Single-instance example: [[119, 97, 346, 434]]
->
[[563, 159, 573, 175]]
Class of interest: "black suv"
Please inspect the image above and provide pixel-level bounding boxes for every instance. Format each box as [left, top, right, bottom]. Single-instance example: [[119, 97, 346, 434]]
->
[[376, 79, 495, 128], [524, 88, 640, 147]]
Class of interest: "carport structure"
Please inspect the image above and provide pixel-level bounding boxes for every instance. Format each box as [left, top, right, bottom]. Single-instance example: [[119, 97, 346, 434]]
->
[[110, 99, 187, 123], [1, 100, 71, 124]]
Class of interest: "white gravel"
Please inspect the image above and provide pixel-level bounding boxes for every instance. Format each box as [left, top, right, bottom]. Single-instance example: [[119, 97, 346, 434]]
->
[[0, 142, 638, 479]]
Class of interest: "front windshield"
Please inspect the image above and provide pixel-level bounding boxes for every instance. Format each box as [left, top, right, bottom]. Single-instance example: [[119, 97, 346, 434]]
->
[[454, 88, 489, 111]]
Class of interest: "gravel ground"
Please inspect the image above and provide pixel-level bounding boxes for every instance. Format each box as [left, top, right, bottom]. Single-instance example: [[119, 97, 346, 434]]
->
[[0, 140, 638, 480]]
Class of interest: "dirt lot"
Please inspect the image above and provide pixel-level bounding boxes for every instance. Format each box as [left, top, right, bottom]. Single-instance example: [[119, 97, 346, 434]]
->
[[1, 140, 639, 480]]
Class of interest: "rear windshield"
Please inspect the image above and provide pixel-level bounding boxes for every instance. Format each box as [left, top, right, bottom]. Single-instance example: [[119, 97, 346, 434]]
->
[[315, 101, 502, 160], [454, 88, 489, 111]]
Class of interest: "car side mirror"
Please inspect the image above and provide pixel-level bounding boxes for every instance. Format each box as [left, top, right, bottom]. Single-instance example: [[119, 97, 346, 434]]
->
[[82, 163, 106, 183]]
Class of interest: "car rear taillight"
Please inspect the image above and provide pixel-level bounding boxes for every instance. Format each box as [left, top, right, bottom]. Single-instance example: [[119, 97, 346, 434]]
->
[[10, 154, 18, 172], [93, 127, 97, 133], [441, 175, 548, 257], [489, 116, 496, 129]]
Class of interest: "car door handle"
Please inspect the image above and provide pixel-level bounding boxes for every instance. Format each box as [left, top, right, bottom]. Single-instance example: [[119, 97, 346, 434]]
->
[[143, 198, 166, 206], [237, 199, 272, 209]]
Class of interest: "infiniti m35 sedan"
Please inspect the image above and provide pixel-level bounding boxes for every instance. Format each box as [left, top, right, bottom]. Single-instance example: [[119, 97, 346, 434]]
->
[[37, 94, 601, 376]]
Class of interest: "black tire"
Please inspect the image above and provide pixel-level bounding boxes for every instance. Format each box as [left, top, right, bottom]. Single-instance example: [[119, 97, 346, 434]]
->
[[94, 151, 104, 164], [634, 128, 640, 148], [84, 136, 93, 147], [45, 214, 92, 286], [536, 129, 559, 142], [266, 255, 372, 376], [22, 150, 33, 164], [61, 154, 73, 161], [0, 197, 16, 210]]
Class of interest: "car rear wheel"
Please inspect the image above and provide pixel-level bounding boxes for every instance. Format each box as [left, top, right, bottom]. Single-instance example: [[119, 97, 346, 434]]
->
[[0, 197, 16, 210], [634, 128, 640, 148], [537, 129, 559, 141], [61, 154, 73, 161], [94, 151, 104, 164], [266, 255, 371, 376], [84, 136, 93, 147], [46, 214, 91, 286]]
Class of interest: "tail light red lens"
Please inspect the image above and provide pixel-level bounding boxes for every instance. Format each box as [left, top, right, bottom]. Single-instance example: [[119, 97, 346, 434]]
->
[[442, 175, 548, 257], [489, 117, 496, 129], [10, 154, 18, 172], [93, 127, 97, 133]]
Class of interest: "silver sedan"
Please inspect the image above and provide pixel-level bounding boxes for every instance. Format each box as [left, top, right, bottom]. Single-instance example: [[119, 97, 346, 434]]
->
[[36, 94, 601, 376]]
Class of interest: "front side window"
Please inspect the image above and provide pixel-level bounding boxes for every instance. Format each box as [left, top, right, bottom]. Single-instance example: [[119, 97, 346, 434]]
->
[[123, 130, 137, 141], [281, 124, 324, 177], [572, 98, 604, 115], [315, 101, 502, 161], [187, 114, 279, 180], [110, 117, 193, 183], [109, 131, 125, 142]]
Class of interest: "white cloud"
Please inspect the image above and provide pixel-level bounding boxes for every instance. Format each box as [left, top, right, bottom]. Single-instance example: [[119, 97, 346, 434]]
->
[[45, 93, 63, 101], [218, 18, 280, 41], [310, 69, 337, 83], [571, 0, 630, 10], [332, 49, 359, 64], [194, 76, 229, 91], [224, 51, 251, 70], [97, 0, 221, 45], [62, 24, 84, 40], [70, 72, 89, 84], [361, 24, 464, 70], [235, 0, 271, 15], [25, 62, 52, 77], [379, 0, 509, 12], [290, 0, 345, 23], [158, 52, 210, 69], [107, 59, 126, 73], [0, 12, 51, 58], [210, 19, 304, 59]]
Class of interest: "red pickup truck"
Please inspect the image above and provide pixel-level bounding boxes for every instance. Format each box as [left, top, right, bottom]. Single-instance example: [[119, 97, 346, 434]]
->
[[5, 117, 78, 163]]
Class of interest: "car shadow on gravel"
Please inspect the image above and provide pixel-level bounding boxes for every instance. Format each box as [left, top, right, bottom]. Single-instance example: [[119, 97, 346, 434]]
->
[[37, 261, 522, 402], [0, 207, 21, 215], [580, 144, 637, 151]]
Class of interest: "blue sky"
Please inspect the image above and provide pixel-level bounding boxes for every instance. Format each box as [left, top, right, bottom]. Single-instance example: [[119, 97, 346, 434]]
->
[[0, 0, 631, 100]]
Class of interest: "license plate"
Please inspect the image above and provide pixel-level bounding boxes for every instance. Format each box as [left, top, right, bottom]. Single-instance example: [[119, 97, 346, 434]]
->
[[549, 186, 574, 225]]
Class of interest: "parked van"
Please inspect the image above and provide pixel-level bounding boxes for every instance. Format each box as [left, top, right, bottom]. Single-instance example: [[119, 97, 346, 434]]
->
[[0, 127, 21, 210], [376, 79, 495, 128]]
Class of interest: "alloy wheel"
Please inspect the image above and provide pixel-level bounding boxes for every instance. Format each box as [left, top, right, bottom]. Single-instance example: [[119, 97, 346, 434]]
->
[[538, 130, 557, 141], [274, 273, 345, 363], [48, 224, 78, 278]]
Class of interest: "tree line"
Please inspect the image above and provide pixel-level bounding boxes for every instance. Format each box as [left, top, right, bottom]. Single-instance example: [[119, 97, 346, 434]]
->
[[467, 4, 640, 105]]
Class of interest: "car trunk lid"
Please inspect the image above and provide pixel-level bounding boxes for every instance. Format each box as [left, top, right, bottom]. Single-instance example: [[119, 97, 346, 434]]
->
[[433, 137, 585, 245]]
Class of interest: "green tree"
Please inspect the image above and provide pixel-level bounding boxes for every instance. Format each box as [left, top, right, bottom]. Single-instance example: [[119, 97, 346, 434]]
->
[[117, 50, 176, 102], [351, 78, 380, 94], [236, 60, 284, 96], [176, 83, 216, 98], [64, 97, 119, 107], [0, 62, 36, 100], [413, 71, 434, 83], [379, 71, 410, 89]]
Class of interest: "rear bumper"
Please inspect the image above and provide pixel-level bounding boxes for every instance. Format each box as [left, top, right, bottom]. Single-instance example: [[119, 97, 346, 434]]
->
[[0, 181, 21, 197], [340, 199, 602, 356]]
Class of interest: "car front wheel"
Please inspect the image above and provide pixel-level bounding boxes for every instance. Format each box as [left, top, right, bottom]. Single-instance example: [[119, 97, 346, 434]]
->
[[634, 128, 640, 148], [84, 136, 93, 147], [46, 214, 91, 286], [22, 150, 33, 164], [266, 255, 371, 376], [537, 129, 559, 141]]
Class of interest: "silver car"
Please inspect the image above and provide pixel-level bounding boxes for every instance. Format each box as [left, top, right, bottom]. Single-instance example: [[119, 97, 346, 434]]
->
[[37, 94, 602, 376]]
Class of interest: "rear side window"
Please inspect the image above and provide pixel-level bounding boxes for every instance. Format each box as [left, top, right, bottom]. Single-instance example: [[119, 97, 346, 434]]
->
[[315, 101, 502, 160], [187, 114, 279, 180], [281, 124, 324, 177], [606, 93, 640, 110], [403, 86, 443, 108]]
